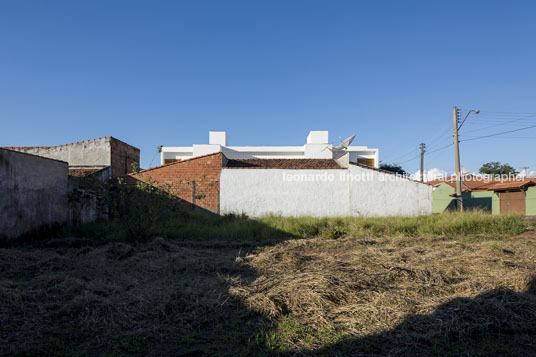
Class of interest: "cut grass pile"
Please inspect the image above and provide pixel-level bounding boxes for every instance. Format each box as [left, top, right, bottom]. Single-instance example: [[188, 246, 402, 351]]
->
[[231, 230, 536, 355], [0, 238, 266, 356], [1, 211, 532, 355], [1, 218, 534, 355]]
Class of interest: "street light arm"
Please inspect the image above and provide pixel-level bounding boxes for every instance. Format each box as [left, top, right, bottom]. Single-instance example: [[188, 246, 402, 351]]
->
[[457, 109, 479, 130], [458, 111, 472, 130]]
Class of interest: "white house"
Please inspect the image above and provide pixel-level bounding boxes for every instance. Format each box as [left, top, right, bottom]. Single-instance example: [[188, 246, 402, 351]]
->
[[161, 131, 380, 167]]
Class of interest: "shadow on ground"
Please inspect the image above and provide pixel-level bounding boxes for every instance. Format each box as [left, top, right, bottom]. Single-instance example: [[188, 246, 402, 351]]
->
[[0, 235, 280, 356], [2, 232, 536, 356], [311, 277, 536, 356], [2, 189, 536, 357]]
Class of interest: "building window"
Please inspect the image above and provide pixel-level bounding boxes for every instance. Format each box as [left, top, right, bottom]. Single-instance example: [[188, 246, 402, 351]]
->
[[357, 158, 375, 167], [164, 159, 178, 164]]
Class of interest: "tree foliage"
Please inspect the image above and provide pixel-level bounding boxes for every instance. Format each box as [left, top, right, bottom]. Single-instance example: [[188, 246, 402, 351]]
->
[[380, 163, 407, 175], [478, 162, 518, 175]]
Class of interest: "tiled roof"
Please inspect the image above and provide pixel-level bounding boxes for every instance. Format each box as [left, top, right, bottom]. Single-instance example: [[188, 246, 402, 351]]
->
[[431, 176, 536, 192], [488, 179, 536, 191], [137, 152, 224, 173], [224, 158, 343, 169], [429, 177, 504, 192]]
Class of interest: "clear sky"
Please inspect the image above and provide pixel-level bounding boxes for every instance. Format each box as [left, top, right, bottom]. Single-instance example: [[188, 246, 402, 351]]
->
[[1, 0, 535, 175]]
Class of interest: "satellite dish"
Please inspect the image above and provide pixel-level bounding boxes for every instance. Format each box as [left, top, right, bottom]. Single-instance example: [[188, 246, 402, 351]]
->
[[329, 134, 356, 153]]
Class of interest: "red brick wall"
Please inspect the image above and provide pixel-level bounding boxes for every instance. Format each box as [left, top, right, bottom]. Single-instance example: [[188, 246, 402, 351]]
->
[[110, 138, 140, 178], [128, 152, 223, 213]]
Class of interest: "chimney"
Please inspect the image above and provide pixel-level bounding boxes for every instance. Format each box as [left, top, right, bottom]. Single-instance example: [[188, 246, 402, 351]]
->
[[209, 131, 227, 146]]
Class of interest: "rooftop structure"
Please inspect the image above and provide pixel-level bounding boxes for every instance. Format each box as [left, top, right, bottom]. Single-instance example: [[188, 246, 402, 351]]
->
[[3, 136, 139, 179], [161, 131, 379, 168]]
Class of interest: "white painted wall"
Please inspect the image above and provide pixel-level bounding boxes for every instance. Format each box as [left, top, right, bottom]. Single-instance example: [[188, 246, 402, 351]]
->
[[346, 165, 432, 216], [161, 130, 380, 167], [220, 169, 349, 217], [220, 165, 432, 217]]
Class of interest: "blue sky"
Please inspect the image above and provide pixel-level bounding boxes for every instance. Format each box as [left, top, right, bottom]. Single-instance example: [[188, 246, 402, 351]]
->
[[1, 0, 535, 174]]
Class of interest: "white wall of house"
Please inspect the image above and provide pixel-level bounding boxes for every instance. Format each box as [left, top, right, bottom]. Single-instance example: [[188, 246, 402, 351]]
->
[[161, 131, 379, 167], [346, 165, 432, 216], [219, 165, 432, 217], [220, 169, 349, 217]]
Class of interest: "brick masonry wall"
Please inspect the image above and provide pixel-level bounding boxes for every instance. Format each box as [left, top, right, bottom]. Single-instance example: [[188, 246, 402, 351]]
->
[[110, 138, 140, 178], [128, 152, 224, 213]]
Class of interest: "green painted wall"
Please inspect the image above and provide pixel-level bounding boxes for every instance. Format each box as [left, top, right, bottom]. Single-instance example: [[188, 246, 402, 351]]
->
[[527, 187, 536, 216], [432, 183, 456, 213], [468, 190, 496, 214], [490, 191, 500, 215], [432, 183, 495, 214]]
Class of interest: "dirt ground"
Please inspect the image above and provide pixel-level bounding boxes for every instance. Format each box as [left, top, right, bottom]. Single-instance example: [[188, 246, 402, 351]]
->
[[1, 230, 536, 356]]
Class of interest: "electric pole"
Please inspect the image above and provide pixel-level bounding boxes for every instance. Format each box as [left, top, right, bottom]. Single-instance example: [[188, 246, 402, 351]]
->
[[453, 106, 463, 211], [452, 106, 479, 212], [420, 143, 426, 183]]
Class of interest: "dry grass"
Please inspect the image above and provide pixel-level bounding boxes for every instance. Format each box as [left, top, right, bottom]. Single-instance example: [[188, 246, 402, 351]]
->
[[1, 217, 535, 356], [0, 238, 269, 356], [230, 229, 536, 355]]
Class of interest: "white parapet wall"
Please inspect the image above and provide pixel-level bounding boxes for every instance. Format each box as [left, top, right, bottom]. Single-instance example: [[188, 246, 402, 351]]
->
[[219, 165, 432, 217]]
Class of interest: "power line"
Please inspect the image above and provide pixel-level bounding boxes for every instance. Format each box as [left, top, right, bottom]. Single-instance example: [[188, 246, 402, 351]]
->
[[384, 147, 418, 163], [463, 136, 536, 139], [460, 124, 536, 142], [397, 143, 452, 165], [458, 109, 536, 115], [425, 143, 453, 155]]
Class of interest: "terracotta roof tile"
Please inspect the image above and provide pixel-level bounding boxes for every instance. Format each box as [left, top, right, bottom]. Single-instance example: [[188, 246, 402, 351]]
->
[[224, 158, 343, 169], [428, 176, 507, 192], [488, 179, 536, 191], [139, 152, 224, 173]]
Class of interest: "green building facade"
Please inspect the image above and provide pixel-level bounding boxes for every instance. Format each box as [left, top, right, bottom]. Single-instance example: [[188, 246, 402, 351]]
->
[[432, 182, 499, 214], [527, 187, 536, 216]]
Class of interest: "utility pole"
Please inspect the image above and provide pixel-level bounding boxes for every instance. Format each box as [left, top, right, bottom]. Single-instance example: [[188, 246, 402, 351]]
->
[[420, 143, 426, 183], [453, 106, 463, 211], [452, 106, 479, 212]]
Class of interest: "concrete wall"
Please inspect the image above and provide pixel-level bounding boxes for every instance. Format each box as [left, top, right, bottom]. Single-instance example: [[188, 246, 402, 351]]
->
[[346, 165, 432, 216], [5, 137, 112, 168], [0, 149, 69, 240], [220, 169, 349, 217], [220, 165, 432, 217], [4, 136, 140, 179], [67, 167, 111, 225]]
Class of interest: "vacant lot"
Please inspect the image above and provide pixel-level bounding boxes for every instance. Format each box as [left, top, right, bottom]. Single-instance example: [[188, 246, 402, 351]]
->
[[1, 214, 535, 356]]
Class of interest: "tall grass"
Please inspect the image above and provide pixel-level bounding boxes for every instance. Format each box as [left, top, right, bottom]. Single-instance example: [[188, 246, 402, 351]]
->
[[60, 210, 526, 243], [59, 211, 291, 243], [260, 211, 526, 239]]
